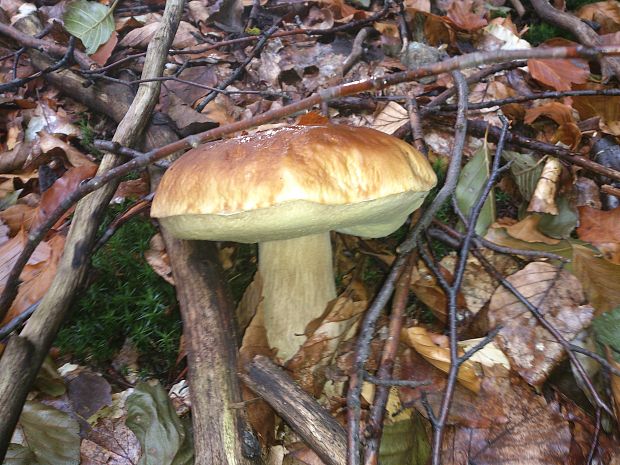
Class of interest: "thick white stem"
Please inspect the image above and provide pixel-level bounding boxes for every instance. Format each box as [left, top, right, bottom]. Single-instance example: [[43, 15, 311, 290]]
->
[[259, 232, 336, 362]]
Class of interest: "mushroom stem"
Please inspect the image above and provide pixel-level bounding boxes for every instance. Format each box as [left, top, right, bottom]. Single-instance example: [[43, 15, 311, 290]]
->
[[259, 232, 337, 361]]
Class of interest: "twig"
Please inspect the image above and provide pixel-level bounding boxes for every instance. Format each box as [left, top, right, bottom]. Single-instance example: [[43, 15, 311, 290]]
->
[[0, 0, 185, 457], [530, 0, 620, 80], [196, 23, 280, 111], [407, 97, 427, 155], [93, 194, 153, 252], [601, 184, 620, 199], [0, 303, 37, 341], [459, 118, 620, 182], [362, 254, 415, 465], [429, 222, 569, 262], [0, 37, 76, 93], [363, 374, 429, 388], [428, 115, 510, 465], [509, 0, 526, 17], [346, 70, 470, 465], [242, 355, 347, 465], [0, 22, 94, 70], [2, 44, 620, 318], [342, 27, 373, 77], [434, 88, 620, 112]]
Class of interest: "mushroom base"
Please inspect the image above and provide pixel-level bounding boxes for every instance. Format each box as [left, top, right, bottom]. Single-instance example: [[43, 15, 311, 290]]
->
[[259, 232, 336, 362]]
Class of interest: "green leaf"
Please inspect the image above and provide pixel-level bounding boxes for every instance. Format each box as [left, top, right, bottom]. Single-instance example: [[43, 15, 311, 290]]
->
[[538, 197, 578, 239], [33, 356, 66, 397], [456, 142, 496, 236], [63, 0, 115, 54], [126, 382, 193, 465], [19, 401, 80, 465], [502, 150, 543, 202], [4, 444, 40, 465], [592, 307, 620, 362], [379, 413, 430, 465]]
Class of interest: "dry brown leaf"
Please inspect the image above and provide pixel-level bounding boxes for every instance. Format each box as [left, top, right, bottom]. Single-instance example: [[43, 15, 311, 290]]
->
[[401, 326, 482, 393], [577, 206, 620, 264], [577, 0, 620, 34], [32, 165, 98, 231], [504, 215, 560, 244], [488, 262, 594, 386], [1, 233, 65, 325], [528, 157, 561, 215], [572, 244, 620, 315], [90, 31, 118, 66], [440, 250, 520, 315], [144, 234, 174, 286], [524, 102, 575, 126], [439, 380, 572, 465], [573, 93, 620, 136], [370, 102, 408, 135], [446, 0, 488, 31], [38, 132, 97, 169], [410, 260, 468, 321], [287, 281, 367, 396], [528, 40, 590, 92]]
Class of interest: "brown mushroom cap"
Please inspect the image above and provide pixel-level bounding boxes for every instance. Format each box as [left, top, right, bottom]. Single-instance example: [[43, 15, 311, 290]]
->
[[151, 124, 437, 241]]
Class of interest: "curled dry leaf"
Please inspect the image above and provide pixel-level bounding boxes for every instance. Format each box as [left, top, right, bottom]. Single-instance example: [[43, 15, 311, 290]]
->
[[527, 38, 590, 92], [400, 326, 482, 393], [524, 102, 575, 126], [488, 262, 594, 386], [439, 379, 572, 465], [440, 250, 520, 315], [576, 206, 620, 265], [577, 0, 620, 34], [410, 260, 468, 322], [144, 234, 174, 286], [503, 215, 560, 245], [446, 0, 488, 31], [37, 132, 97, 169], [528, 157, 561, 215], [1, 233, 65, 325], [287, 281, 368, 396], [32, 165, 98, 231]]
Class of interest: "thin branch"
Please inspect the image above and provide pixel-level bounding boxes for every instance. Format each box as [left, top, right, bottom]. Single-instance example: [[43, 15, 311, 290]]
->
[[1, 44, 620, 318], [0, 37, 76, 93], [363, 254, 415, 465], [0, 22, 94, 69], [196, 23, 280, 111], [343, 27, 373, 77]]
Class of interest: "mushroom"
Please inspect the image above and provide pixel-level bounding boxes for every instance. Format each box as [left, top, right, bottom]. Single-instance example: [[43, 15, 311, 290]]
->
[[151, 124, 437, 361]]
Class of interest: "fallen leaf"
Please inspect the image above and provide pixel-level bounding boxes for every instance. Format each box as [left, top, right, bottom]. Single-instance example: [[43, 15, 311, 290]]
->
[[524, 102, 575, 126], [528, 39, 590, 92], [488, 262, 594, 386], [573, 93, 620, 136], [90, 31, 118, 66], [503, 215, 560, 244], [527, 157, 562, 215], [32, 165, 97, 231], [401, 326, 482, 393], [371, 102, 408, 135], [144, 234, 174, 286], [37, 132, 97, 169], [577, 0, 620, 34], [446, 0, 488, 31], [577, 206, 620, 264], [287, 281, 367, 396], [410, 261, 468, 322]]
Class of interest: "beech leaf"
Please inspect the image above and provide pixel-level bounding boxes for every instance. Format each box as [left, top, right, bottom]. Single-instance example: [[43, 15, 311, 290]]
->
[[63, 0, 115, 54], [455, 142, 496, 236]]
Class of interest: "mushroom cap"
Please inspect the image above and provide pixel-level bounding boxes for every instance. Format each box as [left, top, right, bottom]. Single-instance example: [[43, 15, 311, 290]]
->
[[151, 124, 437, 242]]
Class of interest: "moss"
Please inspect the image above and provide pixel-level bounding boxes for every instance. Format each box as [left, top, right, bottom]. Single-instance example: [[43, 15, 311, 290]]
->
[[524, 22, 575, 45], [56, 208, 181, 379]]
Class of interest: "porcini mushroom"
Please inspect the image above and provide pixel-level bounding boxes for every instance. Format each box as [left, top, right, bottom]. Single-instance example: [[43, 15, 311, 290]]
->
[[151, 124, 437, 361]]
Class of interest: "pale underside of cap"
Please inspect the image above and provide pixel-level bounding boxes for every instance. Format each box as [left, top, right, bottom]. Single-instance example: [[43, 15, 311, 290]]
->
[[152, 124, 437, 242]]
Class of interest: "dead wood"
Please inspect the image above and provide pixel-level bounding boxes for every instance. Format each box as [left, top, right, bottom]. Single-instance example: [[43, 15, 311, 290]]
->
[[0, 0, 184, 458], [242, 355, 347, 465]]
